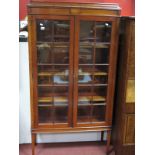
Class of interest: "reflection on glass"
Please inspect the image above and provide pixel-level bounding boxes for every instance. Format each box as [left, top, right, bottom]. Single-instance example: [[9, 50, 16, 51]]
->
[[79, 48, 93, 64], [37, 20, 70, 42], [37, 20, 53, 42], [37, 44, 69, 64], [37, 43, 51, 63], [80, 21, 94, 42], [96, 22, 112, 42], [53, 47, 69, 64]]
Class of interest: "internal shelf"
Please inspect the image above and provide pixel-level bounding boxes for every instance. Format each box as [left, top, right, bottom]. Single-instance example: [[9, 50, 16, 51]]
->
[[78, 83, 108, 86], [78, 72, 107, 76], [38, 63, 69, 66], [80, 42, 110, 48], [38, 84, 68, 87], [78, 96, 106, 102], [38, 72, 69, 76], [38, 71, 107, 76], [38, 97, 68, 103], [38, 103, 68, 107], [78, 103, 106, 106], [79, 64, 109, 66], [37, 42, 69, 48]]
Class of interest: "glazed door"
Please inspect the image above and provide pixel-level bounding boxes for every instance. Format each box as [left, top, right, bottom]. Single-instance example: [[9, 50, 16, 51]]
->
[[31, 15, 74, 128], [73, 16, 119, 127]]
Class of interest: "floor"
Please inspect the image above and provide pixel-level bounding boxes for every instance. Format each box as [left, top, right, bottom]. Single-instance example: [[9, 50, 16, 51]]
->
[[19, 142, 115, 155]]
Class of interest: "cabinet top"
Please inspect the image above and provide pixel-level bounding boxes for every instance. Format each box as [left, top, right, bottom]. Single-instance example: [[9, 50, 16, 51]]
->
[[28, 2, 121, 11]]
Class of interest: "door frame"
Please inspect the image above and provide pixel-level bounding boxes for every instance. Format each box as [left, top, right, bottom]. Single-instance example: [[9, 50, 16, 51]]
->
[[73, 15, 120, 127], [28, 15, 74, 129]]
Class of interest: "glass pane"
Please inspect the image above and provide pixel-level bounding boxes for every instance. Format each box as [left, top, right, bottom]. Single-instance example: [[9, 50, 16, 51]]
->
[[37, 43, 51, 64], [38, 65, 69, 85], [37, 20, 53, 42], [38, 86, 52, 97], [95, 48, 109, 64], [38, 76, 50, 85], [78, 86, 92, 101], [94, 75, 108, 84], [54, 106, 68, 123], [37, 20, 70, 42], [78, 65, 93, 84], [53, 66, 69, 84], [93, 86, 107, 101], [37, 19, 70, 125], [80, 21, 95, 42], [78, 86, 91, 123], [53, 47, 69, 64], [92, 105, 106, 122], [54, 21, 70, 42], [54, 86, 68, 96], [78, 106, 91, 123], [77, 20, 112, 125], [38, 107, 52, 123], [96, 22, 112, 42], [94, 65, 108, 76], [79, 48, 93, 64]]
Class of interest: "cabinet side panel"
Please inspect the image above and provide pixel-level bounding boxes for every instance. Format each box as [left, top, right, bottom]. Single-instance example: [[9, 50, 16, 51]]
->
[[28, 15, 38, 129]]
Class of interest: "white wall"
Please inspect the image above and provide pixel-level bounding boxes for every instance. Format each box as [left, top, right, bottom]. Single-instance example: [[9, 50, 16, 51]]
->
[[19, 42, 106, 144]]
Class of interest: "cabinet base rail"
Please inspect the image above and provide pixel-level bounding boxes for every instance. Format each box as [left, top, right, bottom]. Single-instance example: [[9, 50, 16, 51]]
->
[[31, 129, 112, 155]]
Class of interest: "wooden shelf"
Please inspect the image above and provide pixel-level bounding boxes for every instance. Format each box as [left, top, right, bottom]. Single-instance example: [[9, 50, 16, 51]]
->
[[79, 64, 109, 66], [80, 42, 110, 48], [79, 96, 106, 102], [77, 117, 104, 123], [54, 35, 69, 38], [38, 84, 68, 87], [38, 97, 52, 102], [38, 71, 107, 76], [38, 103, 68, 107], [38, 97, 68, 103], [78, 83, 108, 86], [37, 42, 69, 48], [78, 72, 107, 76], [78, 103, 106, 106], [38, 63, 69, 66], [38, 72, 69, 76]]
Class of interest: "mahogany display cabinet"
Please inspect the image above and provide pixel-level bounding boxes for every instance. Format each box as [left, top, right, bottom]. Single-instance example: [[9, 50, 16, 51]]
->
[[27, 2, 121, 155]]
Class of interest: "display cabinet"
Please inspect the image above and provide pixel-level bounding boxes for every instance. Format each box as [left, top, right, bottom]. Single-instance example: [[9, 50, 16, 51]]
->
[[28, 2, 120, 155], [112, 17, 135, 155]]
